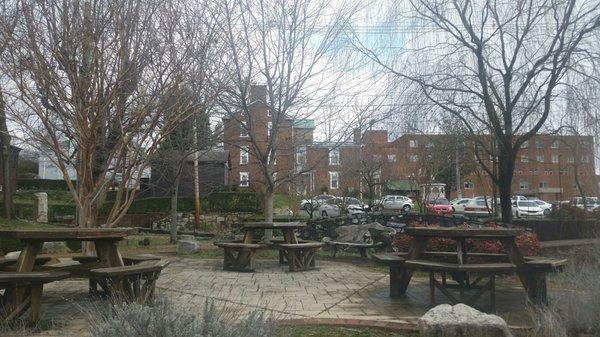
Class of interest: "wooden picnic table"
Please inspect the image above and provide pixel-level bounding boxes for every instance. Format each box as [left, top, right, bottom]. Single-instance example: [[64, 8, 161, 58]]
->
[[241, 221, 305, 244], [0, 227, 137, 321], [392, 226, 556, 308]]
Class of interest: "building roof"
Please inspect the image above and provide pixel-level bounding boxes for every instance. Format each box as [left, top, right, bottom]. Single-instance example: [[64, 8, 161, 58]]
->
[[293, 119, 315, 129]]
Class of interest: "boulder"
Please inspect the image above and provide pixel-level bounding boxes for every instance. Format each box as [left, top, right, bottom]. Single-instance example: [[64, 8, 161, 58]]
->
[[419, 304, 513, 337], [34, 192, 48, 223], [334, 222, 396, 243], [5, 251, 21, 259], [42, 241, 66, 253], [177, 240, 200, 254], [178, 235, 196, 241]]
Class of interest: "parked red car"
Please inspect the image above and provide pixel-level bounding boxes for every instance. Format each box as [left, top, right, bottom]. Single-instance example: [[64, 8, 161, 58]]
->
[[426, 198, 454, 214]]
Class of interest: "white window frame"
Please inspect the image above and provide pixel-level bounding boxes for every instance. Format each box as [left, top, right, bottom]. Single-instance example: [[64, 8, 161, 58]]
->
[[551, 140, 559, 149], [387, 154, 397, 163], [240, 121, 249, 138], [239, 172, 249, 187], [536, 155, 544, 163], [329, 148, 340, 165], [521, 155, 529, 163], [551, 155, 559, 164], [329, 171, 339, 190], [296, 146, 307, 165], [409, 155, 419, 162], [267, 121, 273, 139], [520, 181, 529, 190], [539, 181, 549, 188], [240, 146, 249, 165], [373, 154, 382, 162], [464, 181, 474, 189], [409, 139, 418, 148]]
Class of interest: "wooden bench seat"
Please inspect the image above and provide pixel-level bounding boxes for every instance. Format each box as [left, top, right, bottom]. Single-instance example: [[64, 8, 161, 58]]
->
[[0, 271, 70, 322], [89, 260, 169, 304], [72, 254, 161, 266], [272, 242, 324, 272], [213, 241, 268, 272], [323, 240, 383, 258], [524, 258, 568, 271], [404, 260, 516, 273], [521, 258, 568, 304], [372, 253, 405, 266], [0, 257, 52, 271]]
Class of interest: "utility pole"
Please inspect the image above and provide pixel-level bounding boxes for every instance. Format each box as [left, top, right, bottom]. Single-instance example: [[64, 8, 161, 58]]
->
[[455, 141, 462, 199]]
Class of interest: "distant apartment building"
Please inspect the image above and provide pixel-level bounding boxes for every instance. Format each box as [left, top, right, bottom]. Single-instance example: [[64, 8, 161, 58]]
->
[[224, 87, 598, 201]]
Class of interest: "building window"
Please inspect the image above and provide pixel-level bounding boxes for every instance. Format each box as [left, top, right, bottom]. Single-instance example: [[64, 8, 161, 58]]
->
[[387, 154, 397, 163], [521, 141, 529, 148], [296, 146, 307, 165], [520, 181, 529, 190], [567, 156, 575, 163], [240, 122, 249, 138], [517, 170, 523, 175], [551, 155, 559, 163], [267, 150, 277, 165], [239, 172, 249, 187], [409, 139, 418, 148], [536, 155, 544, 163], [544, 169, 553, 175], [521, 155, 529, 163], [464, 181, 474, 189], [582, 156, 590, 163], [240, 146, 249, 165], [329, 171, 339, 190], [536, 141, 544, 149], [373, 154, 382, 162], [539, 181, 549, 188], [409, 155, 419, 162], [426, 140, 434, 148], [329, 148, 340, 165], [267, 121, 272, 138], [551, 140, 559, 149]]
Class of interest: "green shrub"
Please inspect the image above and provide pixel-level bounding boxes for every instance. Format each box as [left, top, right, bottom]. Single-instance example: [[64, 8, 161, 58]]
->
[[0, 237, 24, 254], [16, 179, 74, 191], [65, 240, 82, 252]]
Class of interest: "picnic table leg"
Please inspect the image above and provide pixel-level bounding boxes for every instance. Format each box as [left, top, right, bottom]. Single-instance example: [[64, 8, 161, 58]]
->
[[243, 230, 254, 244], [499, 238, 530, 295], [29, 282, 43, 322], [95, 240, 124, 267], [396, 237, 427, 295], [282, 229, 298, 244], [8, 241, 43, 310], [527, 271, 548, 305]]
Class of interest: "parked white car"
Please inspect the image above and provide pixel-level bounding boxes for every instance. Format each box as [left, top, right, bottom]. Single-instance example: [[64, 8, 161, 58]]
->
[[374, 195, 413, 212], [300, 195, 335, 212], [570, 197, 600, 211], [318, 197, 365, 218], [463, 199, 496, 217], [530, 199, 553, 215], [450, 198, 472, 213], [512, 200, 544, 218]]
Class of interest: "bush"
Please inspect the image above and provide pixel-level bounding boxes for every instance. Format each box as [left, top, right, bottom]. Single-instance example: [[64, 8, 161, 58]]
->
[[86, 299, 274, 337], [16, 179, 74, 191], [529, 245, 600, 337], [65, 240, 82, 252], [0, 237, 24, 254]]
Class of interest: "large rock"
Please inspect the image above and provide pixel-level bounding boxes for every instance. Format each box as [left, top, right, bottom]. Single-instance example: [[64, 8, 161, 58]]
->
[[334, 222, 396, 243], [419, 304, 513, 337], [178, 235, 196, 241], [34, 192, 48, 223], [42, 241, 66, 253], [177, 240, 200, 254], [5, 251, 21, 259]]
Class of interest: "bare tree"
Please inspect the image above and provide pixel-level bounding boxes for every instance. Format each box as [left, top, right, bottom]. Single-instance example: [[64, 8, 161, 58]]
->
[[215, 0, 361, 238], [2, 0, 218, 239], [354, 0, 600, 222], [0, 1, 19, 219]]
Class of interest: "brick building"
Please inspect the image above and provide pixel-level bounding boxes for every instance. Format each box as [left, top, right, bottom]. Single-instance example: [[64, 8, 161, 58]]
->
[[223, 87, 598, 201]]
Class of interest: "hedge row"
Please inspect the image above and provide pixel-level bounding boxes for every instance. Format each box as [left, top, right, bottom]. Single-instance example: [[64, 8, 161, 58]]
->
[[4, 192, 263, 223], [17, 179, 74, 191]]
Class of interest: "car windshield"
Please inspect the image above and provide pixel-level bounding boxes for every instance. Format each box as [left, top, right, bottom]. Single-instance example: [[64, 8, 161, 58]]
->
[[535, 201, 545, 205], [345, 198, 360, 205], [475, 200, 488, 206], [518, 201, 537, 207], [432, 199, 449, 205]]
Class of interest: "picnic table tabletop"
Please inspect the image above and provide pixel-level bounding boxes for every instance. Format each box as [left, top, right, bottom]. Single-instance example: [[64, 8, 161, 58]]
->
[[404, 227, 524, 239], [0, 227, 138, 242], [241, 222, 305, 230]]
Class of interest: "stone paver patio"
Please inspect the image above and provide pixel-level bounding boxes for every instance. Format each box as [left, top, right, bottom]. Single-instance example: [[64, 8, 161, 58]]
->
[[13, 257, 539, 336]]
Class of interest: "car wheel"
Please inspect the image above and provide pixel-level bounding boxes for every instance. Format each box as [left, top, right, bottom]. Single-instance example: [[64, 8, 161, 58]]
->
[[321, 211, 328, 218], [402, 205, 411, 213]]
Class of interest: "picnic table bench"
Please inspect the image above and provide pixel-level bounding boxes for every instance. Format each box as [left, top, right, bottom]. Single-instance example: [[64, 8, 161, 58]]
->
[[0, 257, 52, 271], [322, 239, 383, 258], [0, 271, 70, 322], [373, 227, 567, 310], [90, 260, 169, 304], [214, 222, 324, 272]]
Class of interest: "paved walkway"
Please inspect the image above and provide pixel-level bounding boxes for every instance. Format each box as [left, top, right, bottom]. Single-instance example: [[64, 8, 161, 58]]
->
[[8, 257, 537, 336]]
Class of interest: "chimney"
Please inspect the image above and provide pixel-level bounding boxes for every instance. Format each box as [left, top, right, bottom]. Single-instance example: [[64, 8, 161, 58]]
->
[[249, 85, 267, 103], [353, 128, 362, 143]]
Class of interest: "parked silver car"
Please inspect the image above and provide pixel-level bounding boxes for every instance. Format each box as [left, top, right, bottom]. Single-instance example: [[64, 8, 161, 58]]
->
[[318, 197, 366, 218], [374, 195, 413, 212], [300, 194, 336, 213]]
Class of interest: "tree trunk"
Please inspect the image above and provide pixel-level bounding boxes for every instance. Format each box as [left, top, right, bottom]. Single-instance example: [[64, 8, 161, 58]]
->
[[455, 145, 462, 199], [170, 173, 182, 244], [497, 149, 515, 224], [0, 86, 12, 219], [264, 189, 274, 242]]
